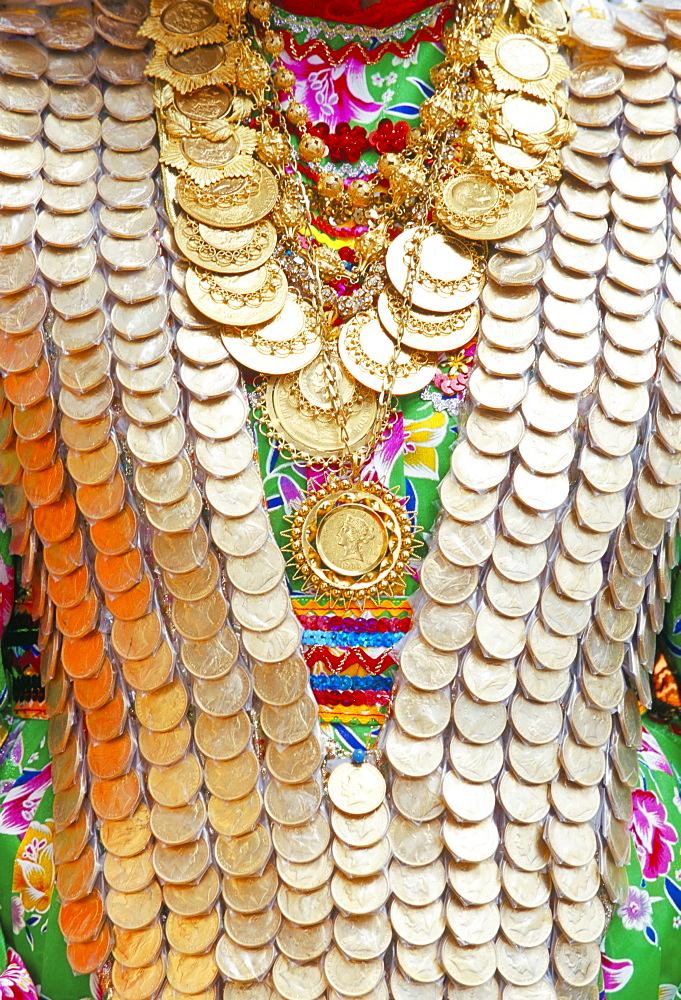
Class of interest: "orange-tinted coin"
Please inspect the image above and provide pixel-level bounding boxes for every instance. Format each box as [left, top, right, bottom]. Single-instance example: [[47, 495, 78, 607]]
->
[[76, 470, 125, 521], [0, 322, 41, 372], [111, 610, 161, 661], [67, 435, 119, 487], [45, 668, 69, 718], [91, 502, 137, 556], [53, 779, 85, 832], [47, 707, 73, 756], [87, 728, 134, 780], [0, 285, 47, 336], [106, 572, 152, 621], [9, 513, 29, 555], [0, 328, 43, 374], [56, 844, 97, 903], [0, 445, 21, 485], [44, 527, 85, 577], [47, 562, 89, 609], [94, 546, 142, 594], [113, 922, 163, 970], [73, 654, 115, 711], [51, 733, 80, 794], [57, 589, 100, 639], [85, 686, 127, 742], [122, 640, 174, 693], [101, 801, 152, 858], [4, 482, 26, 522], [22, 456, 64, 506], [40, 630, 59, 686], [33, 489, 77, 544], [20, 528, 35, 588], [54, 809, 90, 866], [13, 394, 55, 441], [91, 769, 141, 821], [61, 411, 113, 453], [4, 356, 50, 408], [58, 889, 105, 945], [16, 429, 56, 472], [61, 630, 105, 680], [67, 921, 113, 976]]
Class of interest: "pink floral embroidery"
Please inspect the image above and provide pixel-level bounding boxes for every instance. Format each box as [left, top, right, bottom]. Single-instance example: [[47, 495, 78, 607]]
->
[[630, 788, 678, 880], [0, 766, 51, 838], [639, 727, 673, 776], [0, 949, 39, 1000], [0, 558, 12, 632], [280, 51, 382, 129], [617, 885, 653, 931], [601, 954, 634, 994]]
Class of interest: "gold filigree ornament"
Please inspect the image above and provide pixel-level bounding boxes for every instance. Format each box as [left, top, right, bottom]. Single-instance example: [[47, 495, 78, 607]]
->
[[140, 0, 231, 53], [283, 478, 418, 600], [161, 107, 258, 186], [466, 89, 573, 191], [478, 22, 569, 102], [145, 42, 238, 94]]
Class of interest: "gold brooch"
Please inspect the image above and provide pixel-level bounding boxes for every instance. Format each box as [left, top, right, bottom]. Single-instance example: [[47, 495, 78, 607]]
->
[[284, 479, 418, 600]]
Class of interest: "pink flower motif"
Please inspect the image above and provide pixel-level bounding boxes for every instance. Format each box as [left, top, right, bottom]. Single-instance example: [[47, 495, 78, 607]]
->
[[280, 51, 382, 130], [630, 788, 679, 881], [601, 954, 634, 994], [617, 885, 653, 931], [10, 898, 24, 935], [640, 727, 673, 776], [0, 558, 13, 632], [0, 949, 39, 1000], [0, 766, 51, 838]]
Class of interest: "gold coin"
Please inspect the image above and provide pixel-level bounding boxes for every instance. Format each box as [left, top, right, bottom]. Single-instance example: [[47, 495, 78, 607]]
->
[[260, 693, 317, 745], [518, 657, 569, 705], [440, 938, 496, 988], [204, 752, 258, 803], [264, 779, 321, 827], [550, 776, 600, 824], [166, 909, 221, 957], [392, 771, 444, 822], [148, 753, 203, 809], [177, 164, 278, 229], [208, 791, 262, 837], [391, 965, 442, 995], [112, 957, 165, 1000], [215, 824, 271, 877], [106, 881, 163, 931], [150, 797, 207, 847], [389, 814, 443, 867], [145, 484, 203, 534], [272, 812, 330, 864], [277, 881, 333, 926], [194, 709, 251, 761], [502, 863, 550, 911], [193, 663, 250, 717], [384, 726, 444, 778], [560, 733, 606, 788], [331, 870, 389, 916], [205, 466, 263, 520], [265, 733, 323, 785], [277, 850, 333, 892], [474, 605, 526, 661], [331, 803, 389, 851], [103, 846, 154, 893], [221, 862, 278, 917], [552, 857, 600, 904], [449, 735, 503, 783], [447, 897, 500, 947], [332, 836, 391, 879], [553, 937, 600, 988], [276, 918, 332, 964], [166, 949, 218, 995], [224, 905, 281, 950], [188, 391, 248, 440], [324, 947, 383, 998], [153, 836, 211, 884], [327, 761, 386, 816], [164, 865, 221, 918], [122, 382, 181, 428], [112, 922, 163, 970], [271, 955, 324, 1000]]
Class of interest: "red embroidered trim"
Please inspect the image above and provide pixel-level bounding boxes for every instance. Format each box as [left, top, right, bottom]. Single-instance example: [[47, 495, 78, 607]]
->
[[274, 0, 449, 33]]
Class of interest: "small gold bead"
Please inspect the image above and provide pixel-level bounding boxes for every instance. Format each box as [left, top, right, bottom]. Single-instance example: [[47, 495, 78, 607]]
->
[[317, 172, 344, 199], [286, 100, 309, 126]]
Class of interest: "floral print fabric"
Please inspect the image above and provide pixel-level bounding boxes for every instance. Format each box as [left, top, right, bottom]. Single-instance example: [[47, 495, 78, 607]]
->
[[602, 717, 681, 998]]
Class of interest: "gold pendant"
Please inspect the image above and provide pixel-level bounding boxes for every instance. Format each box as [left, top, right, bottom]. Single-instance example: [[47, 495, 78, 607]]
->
[[284, 478, 418, 600]]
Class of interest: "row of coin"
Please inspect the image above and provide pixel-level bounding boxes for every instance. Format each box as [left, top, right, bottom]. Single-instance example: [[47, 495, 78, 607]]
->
[[149, 6, 348, 991], [0, 26, 119, 980], [382, 182, 555, 997]]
